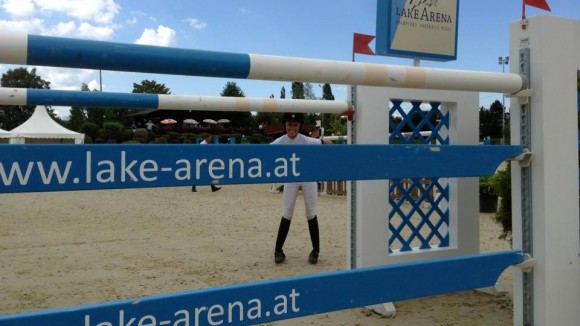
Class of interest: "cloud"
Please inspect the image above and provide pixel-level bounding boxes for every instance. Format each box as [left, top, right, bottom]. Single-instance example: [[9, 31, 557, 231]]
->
[[77, 22, 115, 39], [33, 0, 121, 24], [50, 21, 76, 36], [2, 0, 35, 17], [0, 0, 120, 39], [129, 10, 147, 17], [128, 10, 156, 24], [86, 79, 101, 92], [240, 8, 248, 15], [184, 17, 207, 29], [126, 17, 137, 25], [36, 66, 95, 91], [135, 25, 176, 47], [0, 18, 44, 34], [45, 21, 114, 40]]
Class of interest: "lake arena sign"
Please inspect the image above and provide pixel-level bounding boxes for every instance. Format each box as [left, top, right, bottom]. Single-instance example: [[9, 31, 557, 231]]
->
[[375, 0, 459, 61]]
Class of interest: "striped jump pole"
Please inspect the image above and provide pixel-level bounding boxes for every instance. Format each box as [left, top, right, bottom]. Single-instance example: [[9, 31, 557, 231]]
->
[[0, 32, 527, 94], [0, 88, 351, 114]]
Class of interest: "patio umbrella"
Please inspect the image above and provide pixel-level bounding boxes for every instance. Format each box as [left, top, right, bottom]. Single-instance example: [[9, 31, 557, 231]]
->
[[203, 119, 217, 124], [217, 118, 231, 124], [160, 119, 178, 124], [183, 119, 199, 124]]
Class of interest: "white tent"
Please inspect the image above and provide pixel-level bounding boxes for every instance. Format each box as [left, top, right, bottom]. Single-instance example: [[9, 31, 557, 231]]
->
[[0, 128, 11, 144], [9, 106, 84, 144]]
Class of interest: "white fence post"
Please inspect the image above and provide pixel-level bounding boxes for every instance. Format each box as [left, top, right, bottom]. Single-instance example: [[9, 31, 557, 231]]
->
[[510, 15, 580, 326]]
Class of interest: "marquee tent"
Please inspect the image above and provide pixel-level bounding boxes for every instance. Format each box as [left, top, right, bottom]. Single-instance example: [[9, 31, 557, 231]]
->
[[0, 128, 11, 143], [8, 106, 84, 144]]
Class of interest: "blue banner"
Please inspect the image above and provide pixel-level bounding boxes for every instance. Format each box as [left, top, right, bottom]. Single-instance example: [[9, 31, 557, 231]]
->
[[0, 144, 523, 193], [0, 251, 523, 326]]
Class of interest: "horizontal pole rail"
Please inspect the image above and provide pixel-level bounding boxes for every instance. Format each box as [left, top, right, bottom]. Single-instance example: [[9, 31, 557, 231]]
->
[[0, 88, 351, 114], [0, 251, 525, 326], [0, 144, 523, 193], [0, 32, 526, 94]]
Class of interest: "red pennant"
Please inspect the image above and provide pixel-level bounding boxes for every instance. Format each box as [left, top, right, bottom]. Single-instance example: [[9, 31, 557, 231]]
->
[[524, 0, 551, 11], [353, 33, 375, 56]]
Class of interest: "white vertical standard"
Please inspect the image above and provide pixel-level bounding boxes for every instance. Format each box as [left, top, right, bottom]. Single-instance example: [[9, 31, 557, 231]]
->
[[510, 15, 580, 326]]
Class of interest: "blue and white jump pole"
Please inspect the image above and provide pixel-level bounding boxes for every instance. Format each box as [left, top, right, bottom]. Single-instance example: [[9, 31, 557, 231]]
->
[[0, 32, 526, 93], [0, 88, 351, 114]]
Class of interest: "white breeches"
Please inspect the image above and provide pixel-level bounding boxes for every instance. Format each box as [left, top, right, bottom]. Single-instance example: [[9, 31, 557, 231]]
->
[[282, 182, 317, 220]]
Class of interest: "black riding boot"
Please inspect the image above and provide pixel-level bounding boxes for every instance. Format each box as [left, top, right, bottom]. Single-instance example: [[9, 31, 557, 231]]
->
[[274, 217, 291, 263], [308, 216, 320, 264]]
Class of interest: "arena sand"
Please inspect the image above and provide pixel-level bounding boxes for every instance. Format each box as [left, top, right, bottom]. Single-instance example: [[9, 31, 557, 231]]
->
[[0, 184, 513, 325]]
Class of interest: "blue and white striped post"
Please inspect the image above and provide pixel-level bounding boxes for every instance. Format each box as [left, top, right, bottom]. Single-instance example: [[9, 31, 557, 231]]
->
[[0, 32, 526, 93], [0, 88, 351, 114]]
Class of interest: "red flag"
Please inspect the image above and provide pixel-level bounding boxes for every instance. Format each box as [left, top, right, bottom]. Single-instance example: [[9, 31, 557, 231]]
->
[[524, 0, 551, 12], [353, 33, 375, 61]]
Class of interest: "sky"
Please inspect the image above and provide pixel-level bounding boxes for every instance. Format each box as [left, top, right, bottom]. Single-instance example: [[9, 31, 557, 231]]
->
[[0, 0, 578, 119]]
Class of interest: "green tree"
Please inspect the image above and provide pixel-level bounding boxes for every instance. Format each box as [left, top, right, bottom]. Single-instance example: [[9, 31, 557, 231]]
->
[[479, 100, 504, 141], [85, 86, 108, 127], [0, 68, 51, 130], [324, 84, 346, 136], [303, 82, 316, 100], [133, 80, 171, 95], [320, 84, 344, 135], [103, 121, 125, 143], [322, 84, 335, 101], [220, 81, 245, 97], [219, 81, 252, 128], [291, 82, 304, 99], [327, 115, 346, 136], [80, 121, 99, 142], [491, 164, 512, 240], [280, 87, 286, 99], [67, 83, 89, 131], [127, 79, 173, 124]]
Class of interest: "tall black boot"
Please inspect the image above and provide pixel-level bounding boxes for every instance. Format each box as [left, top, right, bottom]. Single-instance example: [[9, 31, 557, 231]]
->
[[274, 217, 291, 264], [307, 216, 320, 264], [211, 185, 221, 192]]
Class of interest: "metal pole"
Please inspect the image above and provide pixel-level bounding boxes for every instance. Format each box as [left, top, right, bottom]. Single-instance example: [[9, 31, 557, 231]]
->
[[499, 56, 510, 144], [501, 60, 505, 144]]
